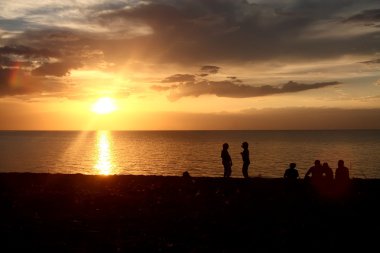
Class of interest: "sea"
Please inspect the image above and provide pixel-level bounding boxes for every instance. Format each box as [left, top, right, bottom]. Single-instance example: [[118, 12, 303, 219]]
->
[[1, 130, 380, 178]]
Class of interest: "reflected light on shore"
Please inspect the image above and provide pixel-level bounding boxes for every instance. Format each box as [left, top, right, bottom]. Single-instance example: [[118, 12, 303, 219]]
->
[[95, 131, 114, 175]]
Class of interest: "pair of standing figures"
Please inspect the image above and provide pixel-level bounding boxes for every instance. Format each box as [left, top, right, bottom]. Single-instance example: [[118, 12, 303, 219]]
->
[[221, 142, 250, 178]]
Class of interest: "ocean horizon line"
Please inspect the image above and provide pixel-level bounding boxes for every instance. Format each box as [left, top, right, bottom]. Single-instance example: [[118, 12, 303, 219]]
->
[[1, 129, 380, 132]]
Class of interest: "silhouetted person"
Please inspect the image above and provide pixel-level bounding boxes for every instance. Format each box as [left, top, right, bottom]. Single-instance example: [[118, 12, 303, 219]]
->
[[304, 160, 324, 185], [182, 171, 191, 179], [320, 162, 334, 192], [221, 143, 232, 178], [284, 162, 299, 182], [322, 162, 334, 182], [334, 160, 351, 197], [241, 142, 250, 178], [335, 160, 350, 182]]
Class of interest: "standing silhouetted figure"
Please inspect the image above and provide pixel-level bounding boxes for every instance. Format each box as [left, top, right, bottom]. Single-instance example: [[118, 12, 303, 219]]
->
[[221, 143, 232, 178], [241, 142, 250, 178], [284, 162, 299, 182]]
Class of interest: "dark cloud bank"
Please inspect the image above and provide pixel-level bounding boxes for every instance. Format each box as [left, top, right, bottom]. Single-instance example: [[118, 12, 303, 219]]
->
[[3, 0, 380, 66], [94, 0, 380, 64], [344, 8, 380, 24], [152, 67, 339, 100], [153, 80, 339, 100]]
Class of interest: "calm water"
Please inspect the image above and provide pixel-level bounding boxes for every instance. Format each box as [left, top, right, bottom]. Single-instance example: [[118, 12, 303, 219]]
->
[[1, 130, 380, 178]]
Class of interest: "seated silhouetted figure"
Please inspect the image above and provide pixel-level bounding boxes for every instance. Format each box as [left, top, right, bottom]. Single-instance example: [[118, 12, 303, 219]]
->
[[304, 160, 323, 186], [183, 171, 191, 179], [322, 162, 334, 183], [335, 160, 350, 196], [318, 162, 334, 194], [335, 160, 350, 183], [284, 162, 299, 183]]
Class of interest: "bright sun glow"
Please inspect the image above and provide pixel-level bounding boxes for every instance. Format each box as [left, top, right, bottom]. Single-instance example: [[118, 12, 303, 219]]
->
[[92, 97, 117, 114]]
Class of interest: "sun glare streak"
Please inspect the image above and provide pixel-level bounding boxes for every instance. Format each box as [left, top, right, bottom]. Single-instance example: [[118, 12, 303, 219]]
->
[[95, 131, 114, 175]]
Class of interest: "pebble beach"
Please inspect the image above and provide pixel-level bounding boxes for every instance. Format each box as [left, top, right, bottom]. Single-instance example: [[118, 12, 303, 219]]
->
[[1, 173, 380, 252]]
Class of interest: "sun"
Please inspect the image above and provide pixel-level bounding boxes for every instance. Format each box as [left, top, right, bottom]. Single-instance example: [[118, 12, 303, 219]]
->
[[92, 97, 117, 114]]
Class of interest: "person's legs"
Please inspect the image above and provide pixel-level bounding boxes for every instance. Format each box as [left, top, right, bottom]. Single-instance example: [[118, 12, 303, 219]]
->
[[242, 163, 249, 178], [224, 165, 231, 178]]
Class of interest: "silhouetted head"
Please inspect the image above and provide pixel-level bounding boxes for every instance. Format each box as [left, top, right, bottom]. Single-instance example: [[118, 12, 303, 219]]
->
[[338, 160, 344, 167], [290, 163, 296, 169], [323, 162, 329, 168], [241, 142, 249, 149], [314, 160, 321, 166], [222, 143, 229, 150], [182, 171, 191, 178]]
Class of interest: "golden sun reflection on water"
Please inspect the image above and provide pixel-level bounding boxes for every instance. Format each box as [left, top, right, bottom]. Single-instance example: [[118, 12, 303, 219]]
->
[[95, 131, 114, 175]]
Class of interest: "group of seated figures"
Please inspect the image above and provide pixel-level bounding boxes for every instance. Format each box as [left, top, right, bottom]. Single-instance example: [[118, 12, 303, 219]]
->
[[284, 159, 350, 193]]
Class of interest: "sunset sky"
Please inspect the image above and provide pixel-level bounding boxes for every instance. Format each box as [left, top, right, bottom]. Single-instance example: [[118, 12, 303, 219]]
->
[[1, 0, 380, 130]]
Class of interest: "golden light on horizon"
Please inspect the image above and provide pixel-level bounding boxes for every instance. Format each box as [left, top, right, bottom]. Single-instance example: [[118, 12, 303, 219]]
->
[[95, 131, 114, 175], [91, 97, 117, 115]]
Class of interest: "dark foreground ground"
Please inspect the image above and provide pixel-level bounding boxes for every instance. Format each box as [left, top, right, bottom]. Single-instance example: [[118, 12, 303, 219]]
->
[[1, 173, 380, 252]]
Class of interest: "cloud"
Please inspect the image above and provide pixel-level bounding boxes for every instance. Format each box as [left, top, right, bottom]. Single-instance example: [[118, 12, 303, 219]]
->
[[200, 65, 220, 74], [151, 84, 177, 91], [0, 0, 379, 101], [0, 56, 32, 68], [0, 68, 27, 96], [0, 66, 70, 97], [360, 59, 380, 64], [0, 45, 59, 59], [227, 76, 242, 83], [344, 9, 380, 23], [1, 30, 102, 72], [153, 79, 339, 100], [0, 67, 40, 96], [2, 1, 380, 68], [0, 45, 67, 75], [0, 42, 85, 96], [281, 81, 338, 92], [0, 30, 106, 95], [161, 67, 220, 84], [31, 61, 82, 77], [93, 0, 380, 64], [161, 74, 196, 83]]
